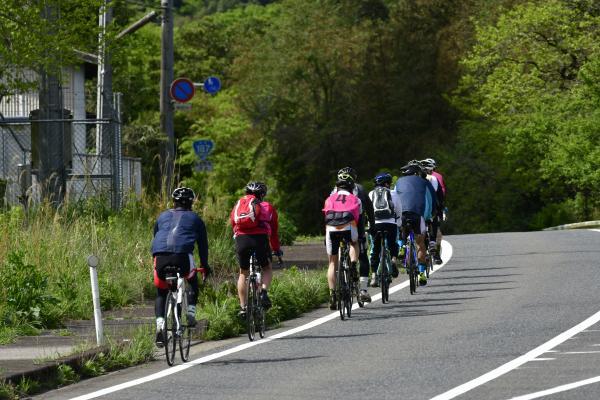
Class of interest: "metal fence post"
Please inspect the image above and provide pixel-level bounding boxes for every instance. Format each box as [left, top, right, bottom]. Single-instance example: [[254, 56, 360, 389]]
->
[[111, 92, 123, 209]]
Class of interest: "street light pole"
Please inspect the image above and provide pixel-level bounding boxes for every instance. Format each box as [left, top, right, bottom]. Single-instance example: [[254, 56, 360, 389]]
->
[[160, 0, 175, 198]]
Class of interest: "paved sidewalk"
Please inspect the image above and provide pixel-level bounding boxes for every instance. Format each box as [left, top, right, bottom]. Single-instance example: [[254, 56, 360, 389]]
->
[[0, 242, 327, 386]]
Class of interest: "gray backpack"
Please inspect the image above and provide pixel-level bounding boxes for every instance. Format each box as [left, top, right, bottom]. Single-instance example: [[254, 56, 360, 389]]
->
[[373, 186, 394, 220]]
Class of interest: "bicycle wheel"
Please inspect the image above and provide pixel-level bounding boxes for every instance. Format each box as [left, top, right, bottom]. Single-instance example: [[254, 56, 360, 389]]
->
[[344, 267, 352, 318], [164, 294, 177, 366], [246, 278, 257, 341], [381, 247, 390, 303], [257, 290, 266, 338], [179, 294, 192, 362], [336, 258, 345, 320], [407, 245, 417, 295]]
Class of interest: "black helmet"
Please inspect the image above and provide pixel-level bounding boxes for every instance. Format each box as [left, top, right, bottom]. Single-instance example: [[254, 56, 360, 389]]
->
[[336, 177, 355, 192], [374, 172, 392, 186], [245, 181, 267, 198], [172, 187, 195, 208], [401, 163, 422, 176], [337, 167, 357, 182]]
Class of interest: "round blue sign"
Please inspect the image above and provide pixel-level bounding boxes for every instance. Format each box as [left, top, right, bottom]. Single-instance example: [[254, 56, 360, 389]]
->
[[170, 78, 195, 103], [203, 76, 221, 95]]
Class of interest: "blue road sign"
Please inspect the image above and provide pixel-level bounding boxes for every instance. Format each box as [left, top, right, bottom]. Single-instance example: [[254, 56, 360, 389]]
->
[[193, 139, 214, 161], [203, 76, 221, 95], [170, 78, 195, 103]]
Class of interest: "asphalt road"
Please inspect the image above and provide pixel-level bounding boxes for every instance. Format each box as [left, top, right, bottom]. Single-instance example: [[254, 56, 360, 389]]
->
[[38, 229, 600, 400]]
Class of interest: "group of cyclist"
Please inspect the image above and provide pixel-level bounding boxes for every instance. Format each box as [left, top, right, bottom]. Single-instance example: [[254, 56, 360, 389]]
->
[[322, 160, 446, 310], [150, 158, 445, 346]]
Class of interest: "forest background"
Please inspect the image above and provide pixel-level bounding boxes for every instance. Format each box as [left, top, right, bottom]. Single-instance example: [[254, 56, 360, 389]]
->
[[3, 0, 600, 235], [109, 0, 599, 234]]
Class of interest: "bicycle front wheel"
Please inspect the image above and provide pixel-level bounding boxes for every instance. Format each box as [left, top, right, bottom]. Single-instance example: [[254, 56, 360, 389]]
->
[[257, 300, 266, 339], [179, 295, 192, 362], [246, 278, 257, 341], [164, 294, 177, 366], [336, 261, 345, 320], [343, 267, 352, 318]]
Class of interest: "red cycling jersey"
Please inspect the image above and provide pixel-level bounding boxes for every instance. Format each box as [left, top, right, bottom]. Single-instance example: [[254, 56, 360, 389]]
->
[[230, 200, 281, 253]]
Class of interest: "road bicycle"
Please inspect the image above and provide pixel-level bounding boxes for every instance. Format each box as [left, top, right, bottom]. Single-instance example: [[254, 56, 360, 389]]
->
[[424, 221, 435, 278], [162, 265, 205, 366], [246, 252, 266, 341], [401, 222, 419, 295], [336, 236, 353, 320], [374, 230, 392, 303]]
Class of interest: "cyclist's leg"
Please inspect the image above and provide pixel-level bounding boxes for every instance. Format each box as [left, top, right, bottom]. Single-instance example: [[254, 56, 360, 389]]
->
[[435, 214, 443, 263], [235, 235, 252, 313], [382, 223, 399, 277], [255, 234, 273, 309], [325, 228, 341, 310], [153, 255, 171, 345]]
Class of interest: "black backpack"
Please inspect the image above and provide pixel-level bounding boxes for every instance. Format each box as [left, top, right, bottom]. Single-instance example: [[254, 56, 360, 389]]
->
[[373, 186, 394, 219]]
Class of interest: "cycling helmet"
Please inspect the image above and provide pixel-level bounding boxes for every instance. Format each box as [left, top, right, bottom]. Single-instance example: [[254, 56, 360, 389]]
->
[[419, 159, 434, 174], [374, 172, 393, 186], [245, 181, 267, 198], [337, 166, 357, 182], [401, 163, 422, 176], [336, 177, 355, 192], [172, 187, 195, 208], [425, 158, 437, 168]]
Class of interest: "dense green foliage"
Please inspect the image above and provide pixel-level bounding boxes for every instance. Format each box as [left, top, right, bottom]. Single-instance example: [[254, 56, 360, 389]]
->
[[105, 0, 600, 234]]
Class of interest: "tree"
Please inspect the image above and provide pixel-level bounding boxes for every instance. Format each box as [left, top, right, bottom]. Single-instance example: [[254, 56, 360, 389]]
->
[[0, 0, 102, 96]]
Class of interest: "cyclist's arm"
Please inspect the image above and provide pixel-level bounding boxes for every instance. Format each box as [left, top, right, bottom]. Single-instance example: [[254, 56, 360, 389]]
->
[[392, 192, 403, 227], [268, 206, 281, 253], [361, 191, 375, 228]]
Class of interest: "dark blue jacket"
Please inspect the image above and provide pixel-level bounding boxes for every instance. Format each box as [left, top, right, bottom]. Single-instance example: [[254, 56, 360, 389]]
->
[[394, 176, 438, 220], [151, 208, 209, 266]]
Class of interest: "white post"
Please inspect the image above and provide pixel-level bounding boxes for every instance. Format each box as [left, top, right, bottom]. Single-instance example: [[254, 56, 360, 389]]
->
[[87, 255, 103, 346]]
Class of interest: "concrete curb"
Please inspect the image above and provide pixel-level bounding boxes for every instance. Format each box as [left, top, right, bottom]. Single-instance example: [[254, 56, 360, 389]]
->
[[543, 220, 600, 231]]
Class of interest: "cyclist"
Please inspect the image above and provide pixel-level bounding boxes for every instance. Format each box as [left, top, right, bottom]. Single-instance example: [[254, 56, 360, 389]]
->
[[230, 181, 282, 318], [426, 157, 446, 264], [151, 187, 211, 347], [323, 173, 362, 310], [394, 162, 437, 285], [420, 159, 444, 264], [368, 172, 403, 290], [332, 167, 375, 300]]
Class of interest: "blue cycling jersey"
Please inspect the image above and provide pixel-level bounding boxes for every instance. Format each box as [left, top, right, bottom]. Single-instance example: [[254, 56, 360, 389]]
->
[[151, 208, 209, 267], [394, 176, 437, 220]]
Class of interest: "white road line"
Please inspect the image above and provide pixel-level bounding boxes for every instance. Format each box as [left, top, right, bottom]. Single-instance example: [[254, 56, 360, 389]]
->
[[429, 311, 600, 400], [429, 228, 600, 400], [530, 358, 554, 361], [507, 376, 600, 400], [68, 242, 453, 400]]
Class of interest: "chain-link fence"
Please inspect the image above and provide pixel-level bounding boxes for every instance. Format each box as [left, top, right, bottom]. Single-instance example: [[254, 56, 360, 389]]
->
[[0, 118, 141, 208]]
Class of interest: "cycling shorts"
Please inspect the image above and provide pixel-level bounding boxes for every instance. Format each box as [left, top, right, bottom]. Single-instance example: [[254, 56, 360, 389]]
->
[[235, 234, 271, 269], [401, 212, 426, 235], [325, 224, 358, 256], [153, 253, 196, 289]]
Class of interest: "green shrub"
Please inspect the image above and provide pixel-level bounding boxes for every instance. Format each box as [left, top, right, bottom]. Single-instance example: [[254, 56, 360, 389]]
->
[[0, 251, 59, 329], [56, 365, 79, 386]]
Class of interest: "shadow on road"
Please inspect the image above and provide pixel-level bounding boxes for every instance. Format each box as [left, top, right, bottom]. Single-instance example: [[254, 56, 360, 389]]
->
[[204, 355, 324, 367], [433, 273, 522, 280], [280, 332, 383, 340]]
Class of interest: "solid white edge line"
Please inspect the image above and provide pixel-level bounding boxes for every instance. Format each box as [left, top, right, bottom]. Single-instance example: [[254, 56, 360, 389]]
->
[[429, 228, 600, 400], [69, 241, 453, 400], [507, 376, 600, 400]]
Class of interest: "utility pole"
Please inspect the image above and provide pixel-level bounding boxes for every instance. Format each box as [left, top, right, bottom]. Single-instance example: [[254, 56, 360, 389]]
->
[[160, 0, 175, 197], [97, 0, 113, 159], [37, 3, 65, 205]]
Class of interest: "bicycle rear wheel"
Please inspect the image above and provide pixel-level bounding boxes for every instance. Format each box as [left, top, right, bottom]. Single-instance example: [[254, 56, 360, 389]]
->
[[407, 245, 417, 295], [164, 294, 177, 366], [246, 278, 257, 341], [257, 300, 266, 338], [336, 260, 345, 320], [179, 295, 192, 362], [381, 252, 390, 304], [343, 267, 352, 318]]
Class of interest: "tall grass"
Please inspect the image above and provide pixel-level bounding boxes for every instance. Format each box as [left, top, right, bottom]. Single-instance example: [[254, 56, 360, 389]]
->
[[0, 195, 238, 342]]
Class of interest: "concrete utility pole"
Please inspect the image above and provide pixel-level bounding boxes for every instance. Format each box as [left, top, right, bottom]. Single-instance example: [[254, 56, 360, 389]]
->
[[160, 0, 175, 197], [97, 0, 113, 159], [37, 3, 66, 205]]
